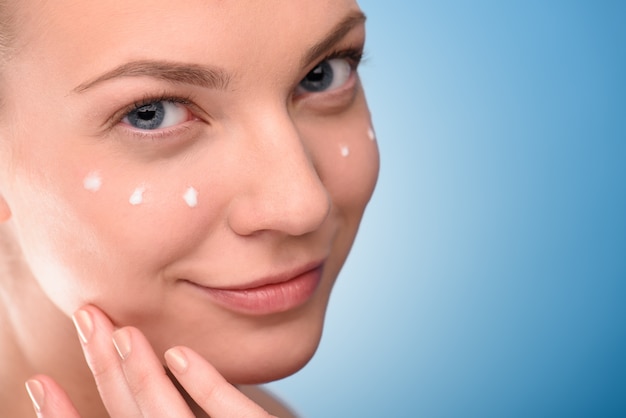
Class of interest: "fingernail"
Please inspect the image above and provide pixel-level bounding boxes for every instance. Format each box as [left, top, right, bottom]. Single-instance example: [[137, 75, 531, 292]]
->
[[72, 309, 93, 344], [25, 379, 44, 413], [165, 347, 189, 374], [112, 328, 132, 360]]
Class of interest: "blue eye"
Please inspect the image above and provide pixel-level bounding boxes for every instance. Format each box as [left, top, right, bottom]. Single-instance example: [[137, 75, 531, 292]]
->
[[123, 101, 189, 130], [297, 58, 353, 94]]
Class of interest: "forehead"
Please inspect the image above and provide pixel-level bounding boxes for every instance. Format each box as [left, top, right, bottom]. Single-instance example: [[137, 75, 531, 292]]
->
[[15, 0, 361, 77]]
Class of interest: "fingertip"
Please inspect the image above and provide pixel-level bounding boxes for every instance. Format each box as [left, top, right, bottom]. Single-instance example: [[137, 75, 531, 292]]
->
[[25, 378, 44, 414], [74, 304, 115, 325], [165, 346, 189, 374], [72, 309, 93, 344], [25, 375, 82, 418], [112, 327, 133, 361], [166, 348, 274, 418]]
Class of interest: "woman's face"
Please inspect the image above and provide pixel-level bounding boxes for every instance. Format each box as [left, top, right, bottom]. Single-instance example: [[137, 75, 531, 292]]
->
[[0, 0, 378, 383]]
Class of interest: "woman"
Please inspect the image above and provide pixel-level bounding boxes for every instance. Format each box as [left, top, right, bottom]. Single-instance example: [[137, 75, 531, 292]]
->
[[0, 0, 379, 416]]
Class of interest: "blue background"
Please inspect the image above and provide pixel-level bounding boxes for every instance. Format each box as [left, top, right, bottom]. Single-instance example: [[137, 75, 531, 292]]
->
[[267, 1, 626, 416]]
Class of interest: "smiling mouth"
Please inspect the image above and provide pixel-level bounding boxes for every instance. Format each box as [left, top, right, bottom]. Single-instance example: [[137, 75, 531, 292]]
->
[[182, 262, 325, 315]]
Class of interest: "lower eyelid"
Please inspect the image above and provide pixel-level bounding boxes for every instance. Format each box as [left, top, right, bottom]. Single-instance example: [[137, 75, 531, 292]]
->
[[115, 118, 202, 144]]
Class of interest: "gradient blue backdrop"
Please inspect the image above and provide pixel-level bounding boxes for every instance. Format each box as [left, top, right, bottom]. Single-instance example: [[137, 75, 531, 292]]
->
[[267, 1, 626, 416]]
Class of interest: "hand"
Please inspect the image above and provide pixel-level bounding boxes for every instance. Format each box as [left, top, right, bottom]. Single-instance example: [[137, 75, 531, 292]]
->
[[25, 305, 276, 417]]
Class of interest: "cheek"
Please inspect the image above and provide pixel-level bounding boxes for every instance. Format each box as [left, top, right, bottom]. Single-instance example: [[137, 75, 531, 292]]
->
[[306, 115, 379, 216], [7, 158, 222, 315]]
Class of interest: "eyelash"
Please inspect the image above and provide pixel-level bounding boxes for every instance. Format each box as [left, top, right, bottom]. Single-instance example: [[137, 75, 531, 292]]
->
[[110, 46, 365, 140], [323, 46, 365, 69]]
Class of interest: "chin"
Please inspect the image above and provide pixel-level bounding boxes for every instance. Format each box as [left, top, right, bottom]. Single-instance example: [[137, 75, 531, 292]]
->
[[223, 338, 320, 385], [205, 315, 326, 385]]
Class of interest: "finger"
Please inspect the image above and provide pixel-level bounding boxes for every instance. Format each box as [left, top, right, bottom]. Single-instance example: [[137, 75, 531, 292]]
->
[[112, 327, 194, 417], [165, 346, 275, 418], [25, 375, 81, 418], [72, 306, 142, 417]]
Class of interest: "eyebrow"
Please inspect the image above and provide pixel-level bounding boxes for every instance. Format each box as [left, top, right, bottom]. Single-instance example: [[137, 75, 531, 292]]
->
[[301, 10, 367, 67], [72, 10, 366, 93], [73, 61, 231, 93]]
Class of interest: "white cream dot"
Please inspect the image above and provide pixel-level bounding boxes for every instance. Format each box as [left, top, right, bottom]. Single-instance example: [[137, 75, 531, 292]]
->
[[83, 172, 102, 192], [183, 187, 198, 208], [368, 127, 376, 141], [129, 186, 145, 206], [340, 145, 350, 157]]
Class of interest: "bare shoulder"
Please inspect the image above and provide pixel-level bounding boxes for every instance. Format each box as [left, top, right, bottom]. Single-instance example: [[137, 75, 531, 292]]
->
[[238, 385, 298, 418]]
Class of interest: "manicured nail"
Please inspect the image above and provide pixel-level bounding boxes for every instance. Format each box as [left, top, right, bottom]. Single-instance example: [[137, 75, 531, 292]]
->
[[72, 309, 93, 344], [25, 379, 44, 413], [165, 347, 189, 374], [112, 328, 132, 360]]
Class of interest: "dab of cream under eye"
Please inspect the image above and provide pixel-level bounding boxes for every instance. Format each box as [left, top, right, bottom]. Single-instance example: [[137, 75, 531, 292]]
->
[[340, 145, 350, 157], [129, 186, 146, 206], [183, 187, 198, 208], [83, 172, 102, 192], [368, 127, 376, 141]]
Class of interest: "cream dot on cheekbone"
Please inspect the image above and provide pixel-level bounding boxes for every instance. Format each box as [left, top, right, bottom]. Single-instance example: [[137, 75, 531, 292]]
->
[[368, 127, 376, 141], [183, 187, 198, 208], [129, 186, 146, 206], [83, 172, 102, 192], [340, 145, 350, 157]]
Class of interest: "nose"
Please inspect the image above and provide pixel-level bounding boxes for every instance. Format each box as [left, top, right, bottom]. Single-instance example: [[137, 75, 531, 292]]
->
[[226, 109, 331, 237]]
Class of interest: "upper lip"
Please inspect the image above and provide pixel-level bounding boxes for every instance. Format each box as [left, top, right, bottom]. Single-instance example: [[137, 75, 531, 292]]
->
[[194, 258, 325, 291]]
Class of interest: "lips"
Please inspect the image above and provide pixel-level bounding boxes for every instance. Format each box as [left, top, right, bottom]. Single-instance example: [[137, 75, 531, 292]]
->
[[183, 261, 325, 315]]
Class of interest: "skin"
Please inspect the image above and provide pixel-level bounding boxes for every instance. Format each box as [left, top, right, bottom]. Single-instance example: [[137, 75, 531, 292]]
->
[[0, 0, 379, 416]]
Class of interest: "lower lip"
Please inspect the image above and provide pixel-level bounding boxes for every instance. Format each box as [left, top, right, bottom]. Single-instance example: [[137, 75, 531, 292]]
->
[[186, 266, 323, 315]]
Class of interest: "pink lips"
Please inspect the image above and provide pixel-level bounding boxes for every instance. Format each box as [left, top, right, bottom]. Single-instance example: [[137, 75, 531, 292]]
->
[[185, 262, 324, 315]]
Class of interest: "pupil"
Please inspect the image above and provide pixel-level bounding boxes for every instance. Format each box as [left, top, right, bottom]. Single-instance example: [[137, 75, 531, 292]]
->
[[138, 104, 158, 121], [127, 102, 165, 130], [308, 66, 325, 82], [301, 61, 334, 92]]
